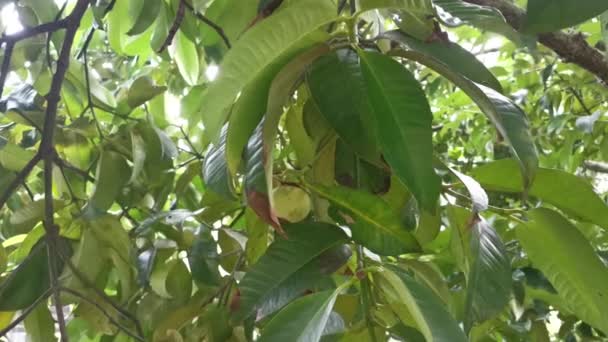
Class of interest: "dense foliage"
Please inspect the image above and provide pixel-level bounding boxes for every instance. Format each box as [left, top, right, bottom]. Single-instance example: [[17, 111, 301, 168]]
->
[[1, 0, 608, 341]]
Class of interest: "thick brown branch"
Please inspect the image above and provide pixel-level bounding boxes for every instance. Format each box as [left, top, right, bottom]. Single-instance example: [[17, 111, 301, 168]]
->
[[462, 0, 608, 86], [0, 18, 69, 46], [0, 42, 14, 98]]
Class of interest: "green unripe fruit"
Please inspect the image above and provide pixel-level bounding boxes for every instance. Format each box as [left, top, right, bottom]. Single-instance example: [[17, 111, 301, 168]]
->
[[272, 185, 312, 223]]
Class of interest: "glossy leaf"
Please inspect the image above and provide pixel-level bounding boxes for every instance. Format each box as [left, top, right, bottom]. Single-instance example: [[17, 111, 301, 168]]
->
[[258, 289, 341, 342], [127, 0, 161, 36], [376, 266, 468, 342], [200, 0, 336, 138], [390, 48, 538, 190], [464, 216, 511, 331], [524, 0, 608, 34], [306, 182, 421, 255], [432, 0, 520, 42], [471, 159, 608, 229], [384, 31, 502, 92], [203, 124, 235, 199], [233, 222, 347, 322], [359, 50, 440, 212], [306, 49, 378, 161], [171, 30, 200, 86], [517, 208, 608, 334]]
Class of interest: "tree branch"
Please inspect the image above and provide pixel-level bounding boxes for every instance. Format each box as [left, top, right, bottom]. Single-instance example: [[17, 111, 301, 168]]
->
[[0, 287, 53, 338], [462, 0, 608, 86], [184, 1, 231, 48], [158, 0, 186, 53], [0, 154, 41, 210], [36, 1, 90, 340]]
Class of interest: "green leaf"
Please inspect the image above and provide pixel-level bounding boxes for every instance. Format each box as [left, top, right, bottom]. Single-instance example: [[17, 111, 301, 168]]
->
[[127, 76, 167, 108], [258, 289, 341, 342], [385, 31, 502, 92], [233, 222, 347, 322], [0, 143, 36, 172], [188, 227, 222, 287], [9, 199, 66, 234], [127, 0, 161, 36], [470, 159, 608, 230], [199, 0, 257, 46], [358, 0, 434, 13], [517, 208, 608, 334], [390, 48, 538, 190], [171, 30, 200, 86], [524, 0, 608, 34], [464, 216, 511, 331], [358, 50, 440, 212], [432, 0, 521, 43], [306, 49, 379, 161], [376, 266, 468, 342], [24, 302, 56, 342], [245, 209, 269, 264], [0, 84, 45, 128], [203, 124, 235, 199], [0, 239, 70, 311], [306, 182, 421, 255], [225, 43, 329, 177], [86, 149, 131, 214], [200, 0, 337, 138]]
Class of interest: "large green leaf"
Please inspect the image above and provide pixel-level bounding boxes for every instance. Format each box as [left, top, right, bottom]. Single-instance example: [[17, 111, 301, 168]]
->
[[432, 0, 520, 43], [171, 30, 200, 86], [258, 289, 341, 342], [517, 208, 608, 334], [390, 48, 538, 190], [233, 222, 347, 322], [523, 0, 608, 34], [470, 159, 608, 230], [358, 50, 440, 212], [306, 49, 378, 161], [225, 43, 329, 177], [376, 266, 468, 342], [306, 182, 421, 255], [464, 216, 511, 331], [86, 149, 130, 214], [385, 31, 502, 92], [127, 0, 161, 36], [200, 0, 337, 138]]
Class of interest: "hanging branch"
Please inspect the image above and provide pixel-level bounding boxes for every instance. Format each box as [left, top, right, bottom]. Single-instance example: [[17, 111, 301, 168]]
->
[[184, 1, 231, 48], [0, 287, 54, 338], [158, 0, 187, 53], [463, 0, 608, 86]]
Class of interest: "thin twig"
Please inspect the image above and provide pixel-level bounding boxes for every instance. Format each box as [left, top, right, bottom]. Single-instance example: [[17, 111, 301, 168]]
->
[[82, 45, 104, 138], [60, 287, 145, 342], [55, 156, 95, 182], [158, 0, 186, 52], [184, 1, 231, 48]]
